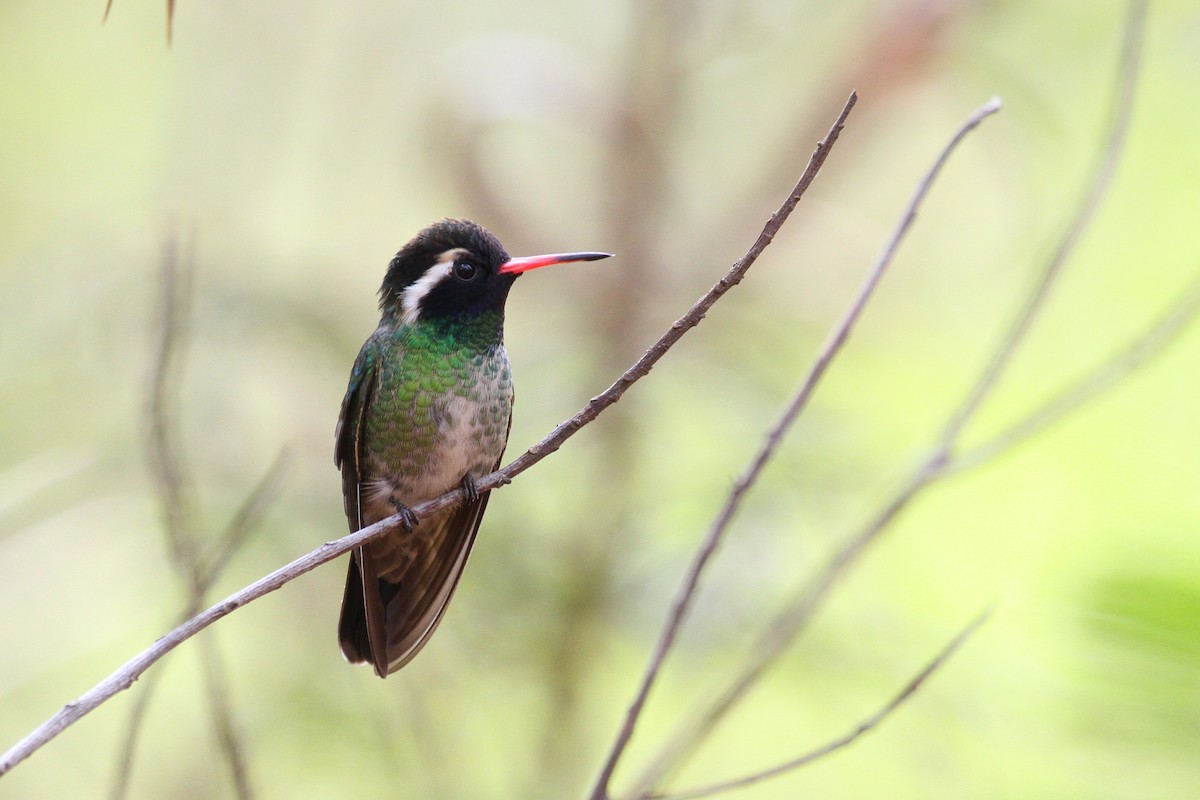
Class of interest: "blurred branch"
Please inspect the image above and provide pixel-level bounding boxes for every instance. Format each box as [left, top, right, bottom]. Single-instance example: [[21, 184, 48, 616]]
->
[[110, 233, 279, 800], [687, 0, 981, 268], [111, 447, 289, 799], [100, 0, 176, 45], [935, 0, 1146, 449], [627, 2, 1149, 793], [948, 268, 1200, 475], [107, 670, 159, 800], [644, 610, 990, 800], [200, 637, 252, 799], [145, 231, 199, 581], [0, 92, 858, 781], [199, 448, 292, 588], [589, 94, 1001, 800]]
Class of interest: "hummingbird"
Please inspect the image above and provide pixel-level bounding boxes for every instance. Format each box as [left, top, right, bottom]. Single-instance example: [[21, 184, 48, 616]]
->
[[335, 218, 611, 677]]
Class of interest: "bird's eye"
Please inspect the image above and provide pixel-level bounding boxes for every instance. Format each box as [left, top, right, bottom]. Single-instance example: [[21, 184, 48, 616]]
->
[[453, 261, 479, 281]]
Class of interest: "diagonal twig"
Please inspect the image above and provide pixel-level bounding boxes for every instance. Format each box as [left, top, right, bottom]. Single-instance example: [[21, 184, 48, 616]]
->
[[589, 94, 1001, 800], [0, 92, 859, 780], [627, 3, 1148, 792], [947, 268, 1200, 475], [936, 0, 1146, 449], [643, 611, 990, 800], [107, 669, 161, 800], [100, 0, 176, 45], [198, 448, 292, 589]]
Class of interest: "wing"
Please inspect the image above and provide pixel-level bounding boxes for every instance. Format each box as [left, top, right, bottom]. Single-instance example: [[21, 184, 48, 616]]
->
[[334, 334, 380, 532], [334, 335, 390, 670]]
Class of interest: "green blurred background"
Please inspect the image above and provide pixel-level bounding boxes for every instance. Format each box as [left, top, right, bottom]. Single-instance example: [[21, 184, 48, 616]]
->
[[2, 1, 1199, 798]]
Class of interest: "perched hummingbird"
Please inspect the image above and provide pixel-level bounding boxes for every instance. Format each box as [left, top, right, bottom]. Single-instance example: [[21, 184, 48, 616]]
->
[[335, 218, 610, 677]]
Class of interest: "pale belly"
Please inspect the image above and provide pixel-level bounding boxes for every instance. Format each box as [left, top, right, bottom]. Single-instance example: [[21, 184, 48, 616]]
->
[[362, 392, 509, 519]]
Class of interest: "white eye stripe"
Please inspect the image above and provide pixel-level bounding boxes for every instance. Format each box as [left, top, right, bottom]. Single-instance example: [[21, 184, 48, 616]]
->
[[399, 249, 465, 326]]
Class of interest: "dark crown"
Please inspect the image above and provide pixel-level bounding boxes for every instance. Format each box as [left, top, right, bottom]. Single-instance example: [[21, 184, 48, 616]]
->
[[379, 219, 510, 309]]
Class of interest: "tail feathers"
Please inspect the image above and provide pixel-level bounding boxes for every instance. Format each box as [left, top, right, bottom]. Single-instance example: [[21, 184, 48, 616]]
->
[[337, 555, 371, 665], [336, 493, 491, 677], [337, 550, 390, 677]]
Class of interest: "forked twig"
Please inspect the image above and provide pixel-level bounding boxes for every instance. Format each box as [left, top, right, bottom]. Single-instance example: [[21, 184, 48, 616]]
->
[[589, 95, 1001, 800], [936, 0, 1146, 448], [948, 269, 1200, 475], [644, 611, 990, 800], [0, 93, 859, 780]]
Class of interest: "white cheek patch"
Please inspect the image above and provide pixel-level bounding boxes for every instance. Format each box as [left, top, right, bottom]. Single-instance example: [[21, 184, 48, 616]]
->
[[400, 248, 465, 326]]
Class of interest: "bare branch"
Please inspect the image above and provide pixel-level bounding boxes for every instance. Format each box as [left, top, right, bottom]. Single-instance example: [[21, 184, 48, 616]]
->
[[948, 268, 1200, 475], [107, 671, 161, 800], [590, 95, 1000, 800], [99, 0, 176, 45], [199, 636, 253, 800], [936, 0, 1146, 448], [0, 93, 858, 780], [643, 611, 990, 800], [684, 0, 981, 271], [144, 231, 199, 582], [627, 4, 1147, 792], [199, 448, 292, 589]]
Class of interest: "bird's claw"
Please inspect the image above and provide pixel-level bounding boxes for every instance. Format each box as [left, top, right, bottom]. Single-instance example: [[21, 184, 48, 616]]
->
[[387, 496, 420, 531], [459, 475, 481, 505]]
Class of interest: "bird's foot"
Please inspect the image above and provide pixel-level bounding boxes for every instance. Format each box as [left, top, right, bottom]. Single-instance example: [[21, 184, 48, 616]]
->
[[459, 475, 481, 505], [387, 496, 420, 531]]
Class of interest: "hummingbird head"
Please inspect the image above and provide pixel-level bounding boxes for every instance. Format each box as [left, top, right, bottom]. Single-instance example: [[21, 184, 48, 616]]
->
[[379, 218, 611, 326]]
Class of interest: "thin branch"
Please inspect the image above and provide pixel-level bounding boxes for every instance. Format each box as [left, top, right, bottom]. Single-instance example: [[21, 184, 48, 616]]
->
[[627, 4, 1147, 792], [590, 95, 1001, 800], [107, 670, 162, 800], [100, 1, 176, 45], [199, 635, 253, 800], [145, 231, 199, 582], [683, 0, 978, 272], [937, 0, 1146, 448], [0, 92, 858, 780], [947, 268, 1200, 475], [644, 611, 990, 800], [199, 448, 292, 589]]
